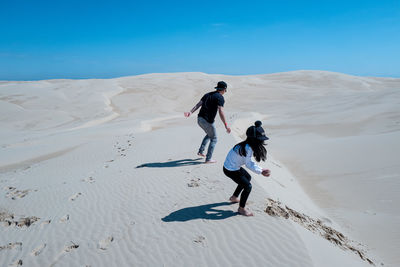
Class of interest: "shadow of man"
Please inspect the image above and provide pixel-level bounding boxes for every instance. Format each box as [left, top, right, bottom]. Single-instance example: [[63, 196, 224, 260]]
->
[[162, 202, 237, 222], [136, 158, 203, 168]]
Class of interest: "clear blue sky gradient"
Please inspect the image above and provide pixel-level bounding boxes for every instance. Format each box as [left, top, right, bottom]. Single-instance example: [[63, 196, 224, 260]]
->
[[1, 0, 399, 80]]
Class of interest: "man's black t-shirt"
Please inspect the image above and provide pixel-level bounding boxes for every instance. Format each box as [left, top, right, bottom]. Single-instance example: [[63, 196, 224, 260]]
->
[[198, 91, 225, 123]]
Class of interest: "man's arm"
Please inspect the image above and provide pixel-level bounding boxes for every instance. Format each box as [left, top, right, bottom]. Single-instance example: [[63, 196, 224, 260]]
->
[[184, 100, 202, 117], [218, 106, 231, 133]]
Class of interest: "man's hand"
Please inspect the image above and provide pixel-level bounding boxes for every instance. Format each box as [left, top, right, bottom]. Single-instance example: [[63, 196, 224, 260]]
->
[[262, 169, 271, 177], [226, 127, 231, 133], [184, 112, 191, 117]]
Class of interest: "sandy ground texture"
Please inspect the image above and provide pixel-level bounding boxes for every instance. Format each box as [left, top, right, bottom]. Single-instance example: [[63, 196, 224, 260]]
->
[[1, 71, 399, 266]]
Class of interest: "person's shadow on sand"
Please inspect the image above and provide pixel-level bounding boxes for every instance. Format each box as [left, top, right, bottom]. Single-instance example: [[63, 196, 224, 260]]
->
[[136, 158, 203, 168], [161, 202, 237, 222]]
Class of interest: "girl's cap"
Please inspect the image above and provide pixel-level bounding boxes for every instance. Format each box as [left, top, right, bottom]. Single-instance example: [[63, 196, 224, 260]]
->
[[246, 121, 269, 141]]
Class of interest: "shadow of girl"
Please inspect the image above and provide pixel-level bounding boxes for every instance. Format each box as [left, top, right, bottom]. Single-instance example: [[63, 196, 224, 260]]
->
[[162, 202, 237, 222]]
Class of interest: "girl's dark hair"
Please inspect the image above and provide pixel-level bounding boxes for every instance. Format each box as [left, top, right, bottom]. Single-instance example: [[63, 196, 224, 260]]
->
[[234, 137, 267, 162]]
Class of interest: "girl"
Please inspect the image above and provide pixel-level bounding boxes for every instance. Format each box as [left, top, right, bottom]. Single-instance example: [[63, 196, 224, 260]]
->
[[223, 121, 271, 216]]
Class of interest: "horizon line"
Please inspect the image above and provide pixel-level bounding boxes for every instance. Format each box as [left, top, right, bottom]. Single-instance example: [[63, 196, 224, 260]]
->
[[1, 69, 399, 82]]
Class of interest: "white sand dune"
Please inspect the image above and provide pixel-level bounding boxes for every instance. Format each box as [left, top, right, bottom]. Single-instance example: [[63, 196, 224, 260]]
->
[[0, 71, 399, 266]]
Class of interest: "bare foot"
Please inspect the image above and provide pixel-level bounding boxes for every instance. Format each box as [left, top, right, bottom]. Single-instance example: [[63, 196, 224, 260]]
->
[[229, 196, 239, 203], [238, 207, 254, 216], [205, 159, 217, 164], [197, 152, 206, 157]]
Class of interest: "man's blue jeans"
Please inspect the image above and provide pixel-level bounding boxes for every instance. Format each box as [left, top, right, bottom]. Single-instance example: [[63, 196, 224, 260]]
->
[[197, 116, 217, 161]]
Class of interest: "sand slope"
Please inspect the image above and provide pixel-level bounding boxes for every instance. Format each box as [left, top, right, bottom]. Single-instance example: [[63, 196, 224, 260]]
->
[[1, 71, 399, 266]]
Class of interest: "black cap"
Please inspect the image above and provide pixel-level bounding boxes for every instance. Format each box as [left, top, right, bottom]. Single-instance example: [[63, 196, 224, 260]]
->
[[215, 81, 227, 90], [246, 121, 269, 141]]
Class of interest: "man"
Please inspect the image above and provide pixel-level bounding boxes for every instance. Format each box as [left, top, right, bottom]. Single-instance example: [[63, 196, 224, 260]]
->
[[184, 81, 231, 163]]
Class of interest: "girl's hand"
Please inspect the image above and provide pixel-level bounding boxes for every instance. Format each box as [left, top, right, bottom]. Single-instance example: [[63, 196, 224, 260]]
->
[[262, 169, 270, 177], [184, 112, 191, 117]]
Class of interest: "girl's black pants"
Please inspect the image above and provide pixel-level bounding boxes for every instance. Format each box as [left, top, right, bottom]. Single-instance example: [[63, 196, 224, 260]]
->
[[223, 167, 252, 208]]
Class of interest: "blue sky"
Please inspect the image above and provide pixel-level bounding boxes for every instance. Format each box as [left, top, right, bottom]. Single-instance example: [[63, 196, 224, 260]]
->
[[1, 0, 399, 80]]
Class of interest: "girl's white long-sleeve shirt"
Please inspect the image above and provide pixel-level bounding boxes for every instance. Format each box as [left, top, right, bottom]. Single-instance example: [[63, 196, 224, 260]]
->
[[223, 144, 263, 174]]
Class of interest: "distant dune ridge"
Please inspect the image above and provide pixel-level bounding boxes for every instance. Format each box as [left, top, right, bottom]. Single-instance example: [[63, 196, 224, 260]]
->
[[0, 71, 399, 266]]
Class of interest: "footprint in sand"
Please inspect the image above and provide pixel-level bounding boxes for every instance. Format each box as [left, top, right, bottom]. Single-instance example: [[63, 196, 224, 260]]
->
[[18, 217, 40, 227], [4, 186, 34, 200], [0, 242, 22, 251], [98, 236, 114, 250], [81, 177, 95, 183], [9, 259, 23, 266], [193, 236, 206, 244], [64, 242, 79, 252], [0, 211, 39, 228], [40, 220, 51, 227], [113, 136, 134, 158], [69, 193, 82, 201], [59, 215, 69, 223], [31, 243, 46, 256], [187, 178, 200, 187]]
